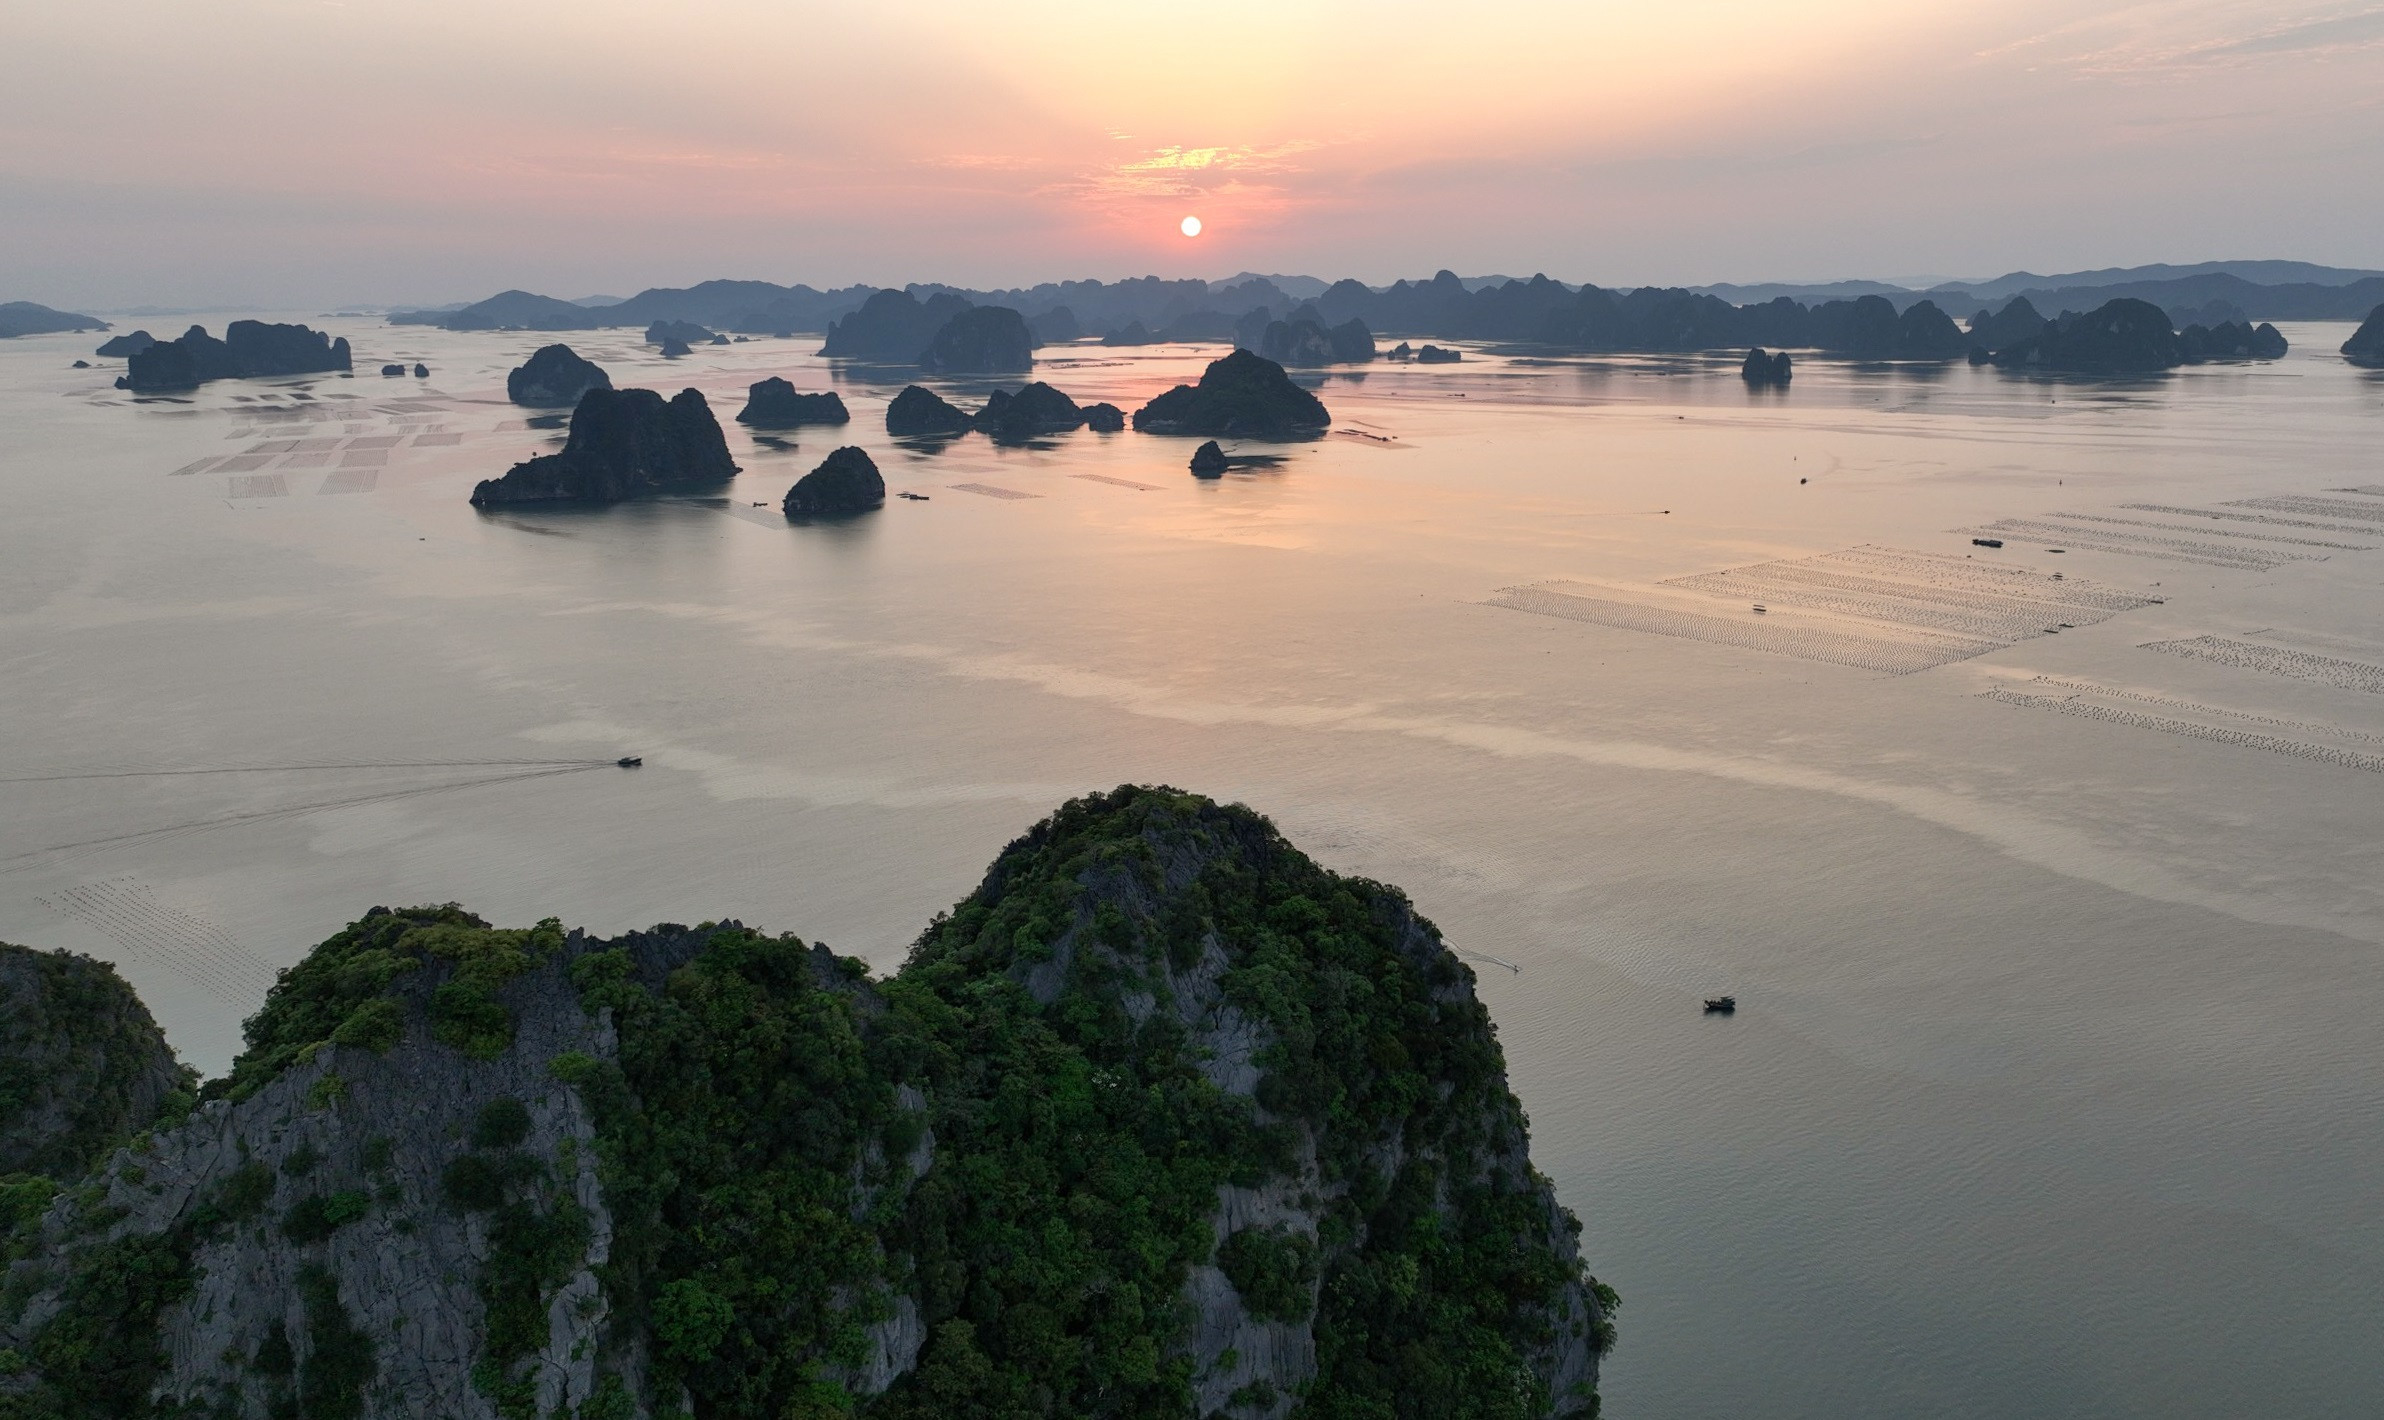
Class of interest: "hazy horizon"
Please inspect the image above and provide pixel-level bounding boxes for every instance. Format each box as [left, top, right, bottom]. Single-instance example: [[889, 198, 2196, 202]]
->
[[7, 0, 2383, 309]]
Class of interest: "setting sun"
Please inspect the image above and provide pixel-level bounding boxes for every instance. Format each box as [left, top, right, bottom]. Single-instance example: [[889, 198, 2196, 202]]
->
[[1180, 214, 1202, 237]]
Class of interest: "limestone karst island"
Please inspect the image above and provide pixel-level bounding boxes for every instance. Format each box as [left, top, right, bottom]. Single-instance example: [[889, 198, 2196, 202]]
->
[[4, 6, 2382, 1420]]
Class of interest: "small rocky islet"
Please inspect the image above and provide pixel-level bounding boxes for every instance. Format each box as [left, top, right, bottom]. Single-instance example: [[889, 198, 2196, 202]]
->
[[780, 445, 884, 516], [1741, 347, 1793, 385], [465, 348, 1330, 513], [506, 344, 611, 406], [1132, 348, 1332, 439], [735, 376, 850, 428], [884, 381, 1128, 440], [469, 386, 738, 505], [0, 788, 1610, 1420]]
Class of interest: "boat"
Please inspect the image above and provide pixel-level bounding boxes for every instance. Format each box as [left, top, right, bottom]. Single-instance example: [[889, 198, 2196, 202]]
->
[[616, 756, 642, 768], [1751, 604, 1767, 614], [1703, 996, 1736, 1013], [1972, 537, 2003, 548]]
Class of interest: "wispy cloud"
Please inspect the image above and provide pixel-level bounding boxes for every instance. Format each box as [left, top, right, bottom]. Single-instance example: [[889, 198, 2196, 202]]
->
[[1070, 140, 1325, 201], [2186, 5, 2384, 58], [1997, 1, 2384, 76]]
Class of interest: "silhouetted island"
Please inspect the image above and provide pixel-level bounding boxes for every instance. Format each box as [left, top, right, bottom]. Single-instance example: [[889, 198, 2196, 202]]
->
[[1132, 348, 1330, 438], [821, 289, 971, 361], [1991, 298, 2183, 372], [645, 319, 715, 346], [1082, 401, 1125, 431], [974, 382, 1087, 439], [920, 306, 1035, 374], [1028, 306, 1081, 343], [1190, 440, 1228, 477], [782, 445, 884, 516], [1102, 320, 1161, 347], [0, 302, 107, 340], [117, 322, 352, 391], [885, 384, 973, 436], [506, 344, 611, 406], [468, 387, 737, 505], [736, 376, 851, 428], [1741, 348, 1792, 385], [1259, 309, 1375, 365], [94, 330, 155, 359], [2346, 304, 2384, 367], [2177, 320, 2288, 362], [1966, 297, 2050, 358], [659, 336, 692, 359]]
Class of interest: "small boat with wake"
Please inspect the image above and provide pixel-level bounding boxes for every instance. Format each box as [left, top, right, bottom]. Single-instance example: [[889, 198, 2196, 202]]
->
[[1703, 995, 1736, 1014]]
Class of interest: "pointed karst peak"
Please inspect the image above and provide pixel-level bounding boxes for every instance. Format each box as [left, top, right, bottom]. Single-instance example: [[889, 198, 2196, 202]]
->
[[0, 788, 1611, 1420]]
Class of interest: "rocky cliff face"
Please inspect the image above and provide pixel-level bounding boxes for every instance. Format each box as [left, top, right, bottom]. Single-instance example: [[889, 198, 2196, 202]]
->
[[0, 790, 1606, 1420]]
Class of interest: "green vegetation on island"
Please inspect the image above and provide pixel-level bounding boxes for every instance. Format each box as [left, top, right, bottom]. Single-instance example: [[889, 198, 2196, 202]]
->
[[0, 788, 1607, 1420]]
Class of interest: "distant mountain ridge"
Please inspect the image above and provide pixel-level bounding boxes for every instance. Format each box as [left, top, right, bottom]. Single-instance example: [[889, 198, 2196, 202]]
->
[[1689, 263, 2384, 320], [0, 301, 109, 338], [381, 258, 2376, 363], [1941, 260, 2384, 300]]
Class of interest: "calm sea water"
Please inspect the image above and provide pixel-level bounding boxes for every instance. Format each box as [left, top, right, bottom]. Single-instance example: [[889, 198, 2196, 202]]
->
[[2, 318, 2380, 1418]]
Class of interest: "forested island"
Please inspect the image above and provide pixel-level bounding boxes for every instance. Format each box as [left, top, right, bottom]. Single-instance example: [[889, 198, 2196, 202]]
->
[[0, 788, 1609, 1420]]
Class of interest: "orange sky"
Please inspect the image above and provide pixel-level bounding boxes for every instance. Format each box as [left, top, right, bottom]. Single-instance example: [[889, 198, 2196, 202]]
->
[[3, 0, 2381, 305]]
